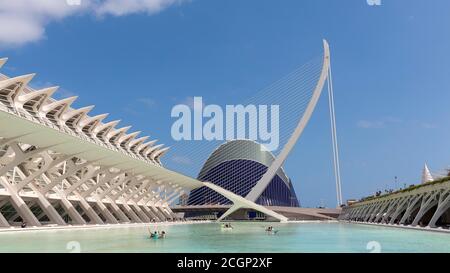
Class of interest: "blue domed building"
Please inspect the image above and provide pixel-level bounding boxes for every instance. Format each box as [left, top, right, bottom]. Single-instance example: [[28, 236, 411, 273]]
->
[[187, 140, 300, 207]]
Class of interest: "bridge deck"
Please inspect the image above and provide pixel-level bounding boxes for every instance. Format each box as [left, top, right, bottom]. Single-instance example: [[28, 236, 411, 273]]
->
[[171, 205, 341, 221]]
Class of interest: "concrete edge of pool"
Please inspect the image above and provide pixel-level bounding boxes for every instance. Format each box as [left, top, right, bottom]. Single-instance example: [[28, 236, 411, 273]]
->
[[343, 221, 450, 234], [0, 220, 340, 234], [0, 220, 213, 233]]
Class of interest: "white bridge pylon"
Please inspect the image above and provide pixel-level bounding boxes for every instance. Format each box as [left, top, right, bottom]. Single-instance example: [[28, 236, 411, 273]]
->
[[217, 40, 332, 222]]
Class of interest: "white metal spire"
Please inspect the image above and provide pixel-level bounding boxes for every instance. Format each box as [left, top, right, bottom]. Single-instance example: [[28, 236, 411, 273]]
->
[[421, 163, 433, 184], [327, 45, 343, 207]]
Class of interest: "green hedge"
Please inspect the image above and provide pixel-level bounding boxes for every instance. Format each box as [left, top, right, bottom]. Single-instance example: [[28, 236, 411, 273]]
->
[[356, 176, 450, 204]]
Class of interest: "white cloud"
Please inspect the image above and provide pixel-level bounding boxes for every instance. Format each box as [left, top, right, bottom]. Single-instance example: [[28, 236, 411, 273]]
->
[[0, 0, 187, 48], [137, 97, 156, 108], [419, 122, 438, 129], [95, 0, 184, 17], [357, 120, 385, 129], [0, 0, 81, 47], [0, 15, 44, 46], [357, 117, 402, 129]]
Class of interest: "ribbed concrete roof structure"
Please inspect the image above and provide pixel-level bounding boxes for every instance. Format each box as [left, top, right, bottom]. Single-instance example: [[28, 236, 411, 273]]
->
[[0, 57, 209, 227]]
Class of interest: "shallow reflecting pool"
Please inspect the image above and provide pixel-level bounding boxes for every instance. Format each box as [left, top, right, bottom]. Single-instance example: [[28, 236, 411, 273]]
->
[[0, 222, 449, 253]]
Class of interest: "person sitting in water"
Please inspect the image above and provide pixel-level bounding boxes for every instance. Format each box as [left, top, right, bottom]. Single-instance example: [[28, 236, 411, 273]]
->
[[21, 221, 27, 228], [149, 230, 158, 238], [265, 226, 273, 232], [158, 231, 166, 238]]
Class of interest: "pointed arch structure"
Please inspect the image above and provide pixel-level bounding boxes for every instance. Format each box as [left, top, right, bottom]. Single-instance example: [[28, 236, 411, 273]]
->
[[216, 40, 331, 222]]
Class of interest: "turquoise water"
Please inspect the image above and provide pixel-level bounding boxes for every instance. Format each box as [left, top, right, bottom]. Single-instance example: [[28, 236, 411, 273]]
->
[[0, 222, 449, 253]]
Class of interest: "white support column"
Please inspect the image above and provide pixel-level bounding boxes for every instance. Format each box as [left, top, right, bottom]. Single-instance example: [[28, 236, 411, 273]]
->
[[167, 207, 180, 220], [94, 201, 119, 224], [31, 186, 67, 225], [149, 206, 166, 221], [0, 177, 41, 226], [120, 202, 143, 223], [141, 205, 159, 221], [87, 171, 130, 222], [374, 201, 392, 222], [129, 201, 150, 222], [77, 197, 104, 225], [105, 198, 130, 222], [150, 187, 179, 220], [399, 195, 422, 225], [361, 204, 375, 220], [368, 202, 382, 222], [381, 199, 401, 223], [39, 172, 86, 225], [86, 179, 129, 223], [427, 191, 450, 228], [158, 206, 174, 219], [389, 197, 410, 224], [0, 210, 10, 227], [373, 202, 388, 222], [82, 174, 129, 224], [58, 197, 86, 225], [353, 206, 367, 220], [411, 192, 439, 226], [364, 203, 380, 222], [16, 165, 67, 225]]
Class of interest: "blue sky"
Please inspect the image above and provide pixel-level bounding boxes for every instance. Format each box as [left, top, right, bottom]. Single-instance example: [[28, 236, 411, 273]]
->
[[1, 0, 450, 208]]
